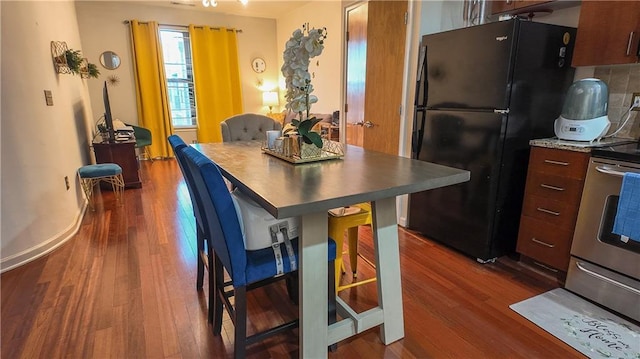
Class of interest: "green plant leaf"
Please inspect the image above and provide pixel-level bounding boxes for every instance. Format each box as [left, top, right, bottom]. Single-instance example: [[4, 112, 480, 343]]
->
[[87, 63, 100, 78], [65, 49, 83, 74], [294, 116, 324, 147], [297, 116, 322, 133], [305, 131, 323, 148]]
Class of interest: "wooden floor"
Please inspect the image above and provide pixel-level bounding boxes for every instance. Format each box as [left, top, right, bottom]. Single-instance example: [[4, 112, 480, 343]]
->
[[1, 159, 584, 358]]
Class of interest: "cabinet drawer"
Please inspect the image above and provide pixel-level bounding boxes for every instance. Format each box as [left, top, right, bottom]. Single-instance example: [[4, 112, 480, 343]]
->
[[517, 216, 573, 271], [524, 172, 585, 204], [521, 194, 579, 228], [529, 147, 590, 179]]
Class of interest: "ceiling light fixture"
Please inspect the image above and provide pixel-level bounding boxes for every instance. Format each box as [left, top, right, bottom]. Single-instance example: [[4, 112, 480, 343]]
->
[[202, 0, 218, 7], [238, 0, 248, 5]]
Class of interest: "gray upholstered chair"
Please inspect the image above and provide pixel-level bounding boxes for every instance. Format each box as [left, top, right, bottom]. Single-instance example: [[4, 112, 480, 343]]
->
[[220, 113, 282, 142]]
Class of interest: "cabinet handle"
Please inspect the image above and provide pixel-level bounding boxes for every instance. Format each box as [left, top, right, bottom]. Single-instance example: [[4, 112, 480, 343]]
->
[[533, 261, 559, 273], [544, 159, 569, 166], [531, 237, 555, 248], [536, 207, 560, 216], [540, 183, 565, 191], [626, 32, 635, 56]]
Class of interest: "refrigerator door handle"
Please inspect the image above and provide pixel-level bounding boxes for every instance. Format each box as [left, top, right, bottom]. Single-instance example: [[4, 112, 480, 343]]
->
[[493, 109, 509, 114], [411, 108, 426, 159], [414, 45, 427, 107]]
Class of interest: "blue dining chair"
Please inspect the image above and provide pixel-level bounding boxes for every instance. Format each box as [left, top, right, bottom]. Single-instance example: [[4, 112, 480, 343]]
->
[[181, 146, 337, 358], [170, 134, 302, 325], [167, 135, 213, 321]]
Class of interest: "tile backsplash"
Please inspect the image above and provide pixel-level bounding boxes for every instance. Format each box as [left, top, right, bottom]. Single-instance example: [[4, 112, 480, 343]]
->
[[593, 64, 640, 140]]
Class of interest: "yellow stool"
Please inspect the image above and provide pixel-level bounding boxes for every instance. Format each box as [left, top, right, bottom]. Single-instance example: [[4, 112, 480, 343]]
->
[[328, 202, 376, 292]]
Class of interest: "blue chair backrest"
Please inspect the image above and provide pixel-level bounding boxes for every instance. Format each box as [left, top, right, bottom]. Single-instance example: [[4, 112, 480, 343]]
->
[[182, 146, 249, 285], [168, 135, 207, 235]]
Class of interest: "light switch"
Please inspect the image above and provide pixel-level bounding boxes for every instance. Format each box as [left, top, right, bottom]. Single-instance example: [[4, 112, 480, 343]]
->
[[44, 90, 53, 106]]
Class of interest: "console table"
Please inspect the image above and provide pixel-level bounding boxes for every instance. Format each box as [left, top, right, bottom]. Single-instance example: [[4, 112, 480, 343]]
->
[[93, 140, 142, 188], [320, 123, 339, 141]]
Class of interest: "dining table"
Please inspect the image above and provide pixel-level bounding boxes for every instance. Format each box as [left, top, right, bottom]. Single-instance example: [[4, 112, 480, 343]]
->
[[192, 141, 470, 358]]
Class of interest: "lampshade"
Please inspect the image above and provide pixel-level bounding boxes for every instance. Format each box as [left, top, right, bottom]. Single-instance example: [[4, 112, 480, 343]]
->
[[262, 91, 279, 107]]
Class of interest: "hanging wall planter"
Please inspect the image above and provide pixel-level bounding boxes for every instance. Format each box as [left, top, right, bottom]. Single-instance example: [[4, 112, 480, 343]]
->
[[50, 41, 100, 79], [51, 41, 72, 74]]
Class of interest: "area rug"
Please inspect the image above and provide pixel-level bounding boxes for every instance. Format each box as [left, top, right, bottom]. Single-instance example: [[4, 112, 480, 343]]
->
[[510, 288, 639, 358]]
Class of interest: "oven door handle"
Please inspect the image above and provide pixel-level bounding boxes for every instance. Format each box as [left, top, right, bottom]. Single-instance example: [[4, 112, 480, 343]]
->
[[575, 261, 640, 295], [595, 165, 627, 177]]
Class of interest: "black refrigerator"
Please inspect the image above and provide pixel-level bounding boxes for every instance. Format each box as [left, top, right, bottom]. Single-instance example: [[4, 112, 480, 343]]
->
[[408, 19, 576, 262]]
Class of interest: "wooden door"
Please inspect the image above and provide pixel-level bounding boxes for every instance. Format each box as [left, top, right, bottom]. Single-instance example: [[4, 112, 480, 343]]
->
[[362, 0, 407, 155], [346, 123, 363, 146], [345, 3, 368, 146]]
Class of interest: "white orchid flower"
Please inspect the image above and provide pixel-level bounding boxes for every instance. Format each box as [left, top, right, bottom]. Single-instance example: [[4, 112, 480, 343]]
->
[[282, 25, 327, 126]]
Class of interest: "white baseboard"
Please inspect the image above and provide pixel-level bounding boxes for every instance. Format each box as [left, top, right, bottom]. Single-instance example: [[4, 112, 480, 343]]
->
[[0, 202, 88, 273]]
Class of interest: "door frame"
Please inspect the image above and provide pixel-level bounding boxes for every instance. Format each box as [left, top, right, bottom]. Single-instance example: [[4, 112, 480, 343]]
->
[[340, 0, 423, 226], [343, 1, 368, 146], [340, 0, 422, 157]]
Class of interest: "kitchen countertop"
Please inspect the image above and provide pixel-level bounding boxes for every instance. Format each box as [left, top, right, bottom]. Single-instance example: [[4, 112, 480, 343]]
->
[[529, 137, 636, 152]]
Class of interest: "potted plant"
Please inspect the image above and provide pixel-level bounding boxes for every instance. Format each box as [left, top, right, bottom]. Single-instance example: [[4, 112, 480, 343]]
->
[[281, 24, 327, 151], [96, 123, 110, 141], [64, 49, 100, 79], [65, 49, 83, 75], [84, 62, 101, 79]]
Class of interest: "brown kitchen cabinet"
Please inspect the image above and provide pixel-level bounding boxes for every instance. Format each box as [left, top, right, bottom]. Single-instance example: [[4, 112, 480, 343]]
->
[[572, 1, 640, 66], [490, 0, 553, 16], [516, 146, 589, 276]]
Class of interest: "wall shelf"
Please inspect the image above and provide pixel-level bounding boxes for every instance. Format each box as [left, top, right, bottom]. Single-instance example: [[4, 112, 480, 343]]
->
[[51, 41, 72, 74]]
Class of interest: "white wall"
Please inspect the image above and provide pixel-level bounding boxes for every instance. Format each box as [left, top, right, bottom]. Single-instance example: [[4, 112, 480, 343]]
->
[[75, 1, 280, 130], [276, 1, 343, 114], [420, 0, 463, 36], [0, 0, 341, 271], [1, 1, 94, 271]]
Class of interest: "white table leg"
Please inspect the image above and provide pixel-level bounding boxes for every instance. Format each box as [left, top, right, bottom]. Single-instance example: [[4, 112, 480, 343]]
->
[[299, 211, 329, 358], [371, 197, 405, 344]]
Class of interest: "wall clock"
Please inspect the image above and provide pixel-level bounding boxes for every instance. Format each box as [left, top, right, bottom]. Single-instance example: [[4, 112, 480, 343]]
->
[[251, 57, 266, 73]]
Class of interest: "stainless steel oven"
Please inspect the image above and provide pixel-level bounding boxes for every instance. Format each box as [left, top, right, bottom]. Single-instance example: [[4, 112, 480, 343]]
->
[[565, 154, 640, 322]]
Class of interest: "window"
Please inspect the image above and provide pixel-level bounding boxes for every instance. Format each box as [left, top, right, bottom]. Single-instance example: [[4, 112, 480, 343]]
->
[[160, 28, 197, 128]]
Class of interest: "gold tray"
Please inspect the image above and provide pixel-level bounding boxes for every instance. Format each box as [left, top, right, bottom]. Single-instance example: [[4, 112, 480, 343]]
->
[[261, 140, 344, 164]]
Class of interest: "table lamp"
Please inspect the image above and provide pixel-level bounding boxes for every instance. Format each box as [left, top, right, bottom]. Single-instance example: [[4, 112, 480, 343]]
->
[[262, 91, 279, 114]]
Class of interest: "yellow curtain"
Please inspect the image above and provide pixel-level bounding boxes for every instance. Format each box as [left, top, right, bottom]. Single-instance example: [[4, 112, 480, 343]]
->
[[129, 20, 173, 158], [189, 25, 243, 143]]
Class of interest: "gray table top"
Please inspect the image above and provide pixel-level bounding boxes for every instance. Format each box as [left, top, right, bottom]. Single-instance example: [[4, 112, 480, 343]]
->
[[193, 141, 470, 219]]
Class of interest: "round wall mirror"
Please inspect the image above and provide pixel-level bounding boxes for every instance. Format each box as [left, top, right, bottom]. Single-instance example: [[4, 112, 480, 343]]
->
[[99, 51, 121, 70]]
